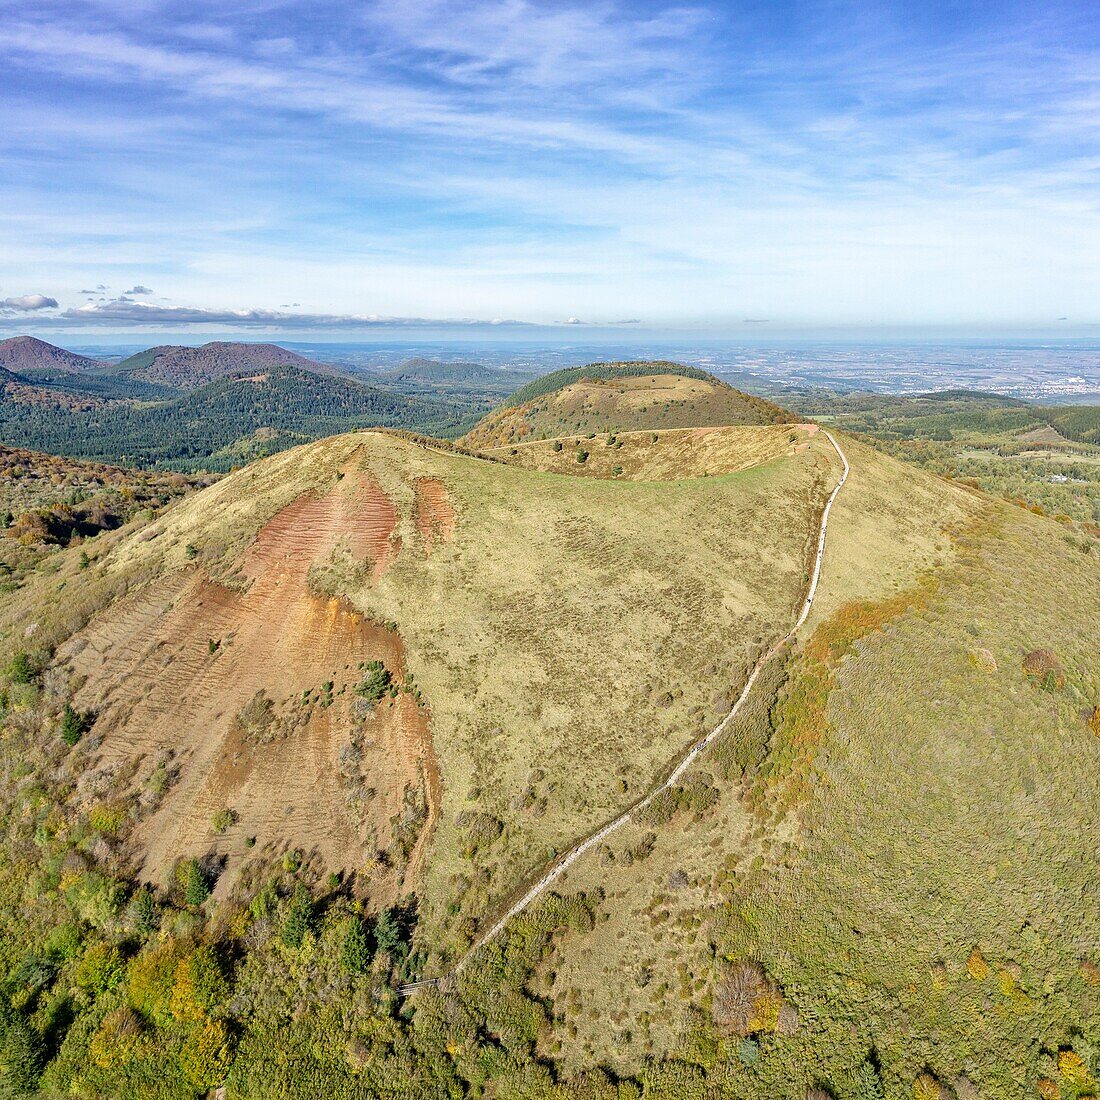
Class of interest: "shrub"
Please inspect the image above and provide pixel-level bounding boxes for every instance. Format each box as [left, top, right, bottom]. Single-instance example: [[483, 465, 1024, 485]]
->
[[211, 808, 237, 834], [576, 450, 589, 464], [552, 440, 563, 452], [60, 704, 86, 746], [177, 858, 210, 908], [64, 871, 124, 929], [179, 1018, 232, 1091], [1057, 1049, 1090, 1086], [89, 1006, 143, 1069], [966, 946, 989, 980], [281, 883, 313, 948], [913, 1072, 953, 1100], [356, 661, 392, 705], [74, 941, 125, 994], [235, 691, 277, 741], [340, 915, 372, 974], [1022, 648, 1065, 691], [737, 1038, 760, 1065], [44, 923, 83, 961], [89, 802, 126, 835], [6, 651, 39, 686], [967, 648, 997, 673], [127, 940, 188, 1024], [712, 959, 786, 1036], [170, 946, 228, 1021]]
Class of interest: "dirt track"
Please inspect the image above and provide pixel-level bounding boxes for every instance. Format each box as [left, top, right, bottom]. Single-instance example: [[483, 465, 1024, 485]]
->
[[441, 429, 850, 975]]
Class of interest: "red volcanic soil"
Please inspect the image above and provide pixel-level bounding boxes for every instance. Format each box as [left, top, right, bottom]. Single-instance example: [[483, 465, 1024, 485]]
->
[[60, 455, 440, 896]]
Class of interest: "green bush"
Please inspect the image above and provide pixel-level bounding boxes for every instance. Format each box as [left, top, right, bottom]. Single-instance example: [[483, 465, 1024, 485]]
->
[[60, 704, 85, 746], [177, 859, 210, 908], [180, 1018, 232, 1091], [74, 941, 125, 995], [170, 946, 228, 1021], [340, 915, 372, 974], [5, 651, 39, 686], [281, 884, 313, 948], [356, 660, 392, 704]]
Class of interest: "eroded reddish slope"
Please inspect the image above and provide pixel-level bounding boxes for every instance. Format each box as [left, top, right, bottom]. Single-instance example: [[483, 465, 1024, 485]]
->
[[59, 455, 443, 896]]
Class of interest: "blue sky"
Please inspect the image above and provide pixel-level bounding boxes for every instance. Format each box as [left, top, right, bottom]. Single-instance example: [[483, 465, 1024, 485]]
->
[[1, 0, 1099, 334]]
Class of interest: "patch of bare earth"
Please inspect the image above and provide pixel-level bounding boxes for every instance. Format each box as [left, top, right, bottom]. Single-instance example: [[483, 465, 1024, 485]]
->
[[59, 456, 440, 898], [413, 477, 457, 555]]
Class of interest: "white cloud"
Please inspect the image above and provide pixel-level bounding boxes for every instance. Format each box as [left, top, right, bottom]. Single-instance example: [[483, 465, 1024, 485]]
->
[[1, 293, 59, 311]]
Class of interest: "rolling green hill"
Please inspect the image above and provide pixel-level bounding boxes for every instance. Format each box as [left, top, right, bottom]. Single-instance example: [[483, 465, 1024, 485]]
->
[[502, 360, 714, 406], [382, 358, 531, 392]]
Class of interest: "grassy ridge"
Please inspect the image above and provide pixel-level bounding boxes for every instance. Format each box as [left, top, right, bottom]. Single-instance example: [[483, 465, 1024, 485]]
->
[[796, 390, 1100, 525]]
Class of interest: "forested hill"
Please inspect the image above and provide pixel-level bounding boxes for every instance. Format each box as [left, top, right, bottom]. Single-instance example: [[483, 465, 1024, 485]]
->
[[384, 358, 532, 388], [106, 341, 346, 388], [0, 366, 470, 469]]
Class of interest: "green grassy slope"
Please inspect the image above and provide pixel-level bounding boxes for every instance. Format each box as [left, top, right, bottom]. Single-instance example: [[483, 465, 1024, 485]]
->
[[543, 441, 1100, 1097]]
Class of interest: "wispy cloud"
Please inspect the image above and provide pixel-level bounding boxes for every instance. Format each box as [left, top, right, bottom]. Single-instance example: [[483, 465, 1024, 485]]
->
[[1, 1, 1099, 327], [42, 298, 538, 329]]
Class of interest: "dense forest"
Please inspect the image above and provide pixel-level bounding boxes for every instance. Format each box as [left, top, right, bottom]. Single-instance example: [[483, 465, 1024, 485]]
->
[[0, 368, 474, 470]]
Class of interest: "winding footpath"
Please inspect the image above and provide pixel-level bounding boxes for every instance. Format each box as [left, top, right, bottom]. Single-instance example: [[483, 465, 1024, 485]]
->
[[403, 430, 850, 992]]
